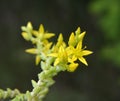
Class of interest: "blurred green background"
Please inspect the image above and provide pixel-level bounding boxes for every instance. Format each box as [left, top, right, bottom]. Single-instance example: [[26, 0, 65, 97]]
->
[[0, 0, 120, 101]]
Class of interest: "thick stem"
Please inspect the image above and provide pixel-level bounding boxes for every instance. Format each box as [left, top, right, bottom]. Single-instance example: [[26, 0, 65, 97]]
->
[[30, 67, 58, 101]]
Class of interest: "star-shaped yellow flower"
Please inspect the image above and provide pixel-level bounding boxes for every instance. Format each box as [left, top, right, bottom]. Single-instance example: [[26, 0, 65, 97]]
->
[[32, 24, 55, 41], [67, 41, 93, 66], [48, 45, 68, 66], [67, 30, 93, 66]]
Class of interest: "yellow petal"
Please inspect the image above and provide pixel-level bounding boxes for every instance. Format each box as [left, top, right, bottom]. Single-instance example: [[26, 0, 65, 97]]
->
[[66, 46, 74, 55], [76, 41, 82, 50], [56, 33, 66, 47], [68, 32, 75, 46], [75, 27, 81, 35], [35, 55, 41, 65], [78, 31, 86, 41], [32, 30, 39, 36], [82, 50, 93, 56], [57, 33, 63, 42], [44, 33, 55, 39], [25, 48, 37, 54], [78, 57, 88, 66], [54, 58, 60, 66], [44, 42, 52, 50], [59, 45, 65, 53], [62, 51, 68, 62], [68, 55, 77, 63], [21, 32, 29, 41], [48, 53, 58, 57], [67, 63, 78, 72], [39, 24, 44, 33], [27, 22, 33, 30], [76, 32, 85, 50]]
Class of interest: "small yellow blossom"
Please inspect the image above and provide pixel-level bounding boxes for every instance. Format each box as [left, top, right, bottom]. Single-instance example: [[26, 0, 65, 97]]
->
[[32, 24, 55, 40], [67, 41, 93, 66], [48, 45, 68, 66]]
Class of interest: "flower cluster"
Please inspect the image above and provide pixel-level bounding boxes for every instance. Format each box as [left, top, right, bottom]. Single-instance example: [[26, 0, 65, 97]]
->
[[48, 27, 92, 72], [22, 22, 92, 72]]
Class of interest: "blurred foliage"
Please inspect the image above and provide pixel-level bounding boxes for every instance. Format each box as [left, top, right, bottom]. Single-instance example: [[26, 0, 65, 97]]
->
[[0, 0, 120, 101], [90, 0, 120, 66]]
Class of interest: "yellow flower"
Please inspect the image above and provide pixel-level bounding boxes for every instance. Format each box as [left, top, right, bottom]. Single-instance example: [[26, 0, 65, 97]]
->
[[32, 24, 55, 40], [67, 41, 93, 66], [48, 45, 68, 66]]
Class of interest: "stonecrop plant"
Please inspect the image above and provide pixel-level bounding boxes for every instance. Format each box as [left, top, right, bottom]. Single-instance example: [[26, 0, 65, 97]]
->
[[0, 22, 93, 101]]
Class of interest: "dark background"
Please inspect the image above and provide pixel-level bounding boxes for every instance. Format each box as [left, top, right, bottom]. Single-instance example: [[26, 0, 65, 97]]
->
[[0, 0, 120, 101]]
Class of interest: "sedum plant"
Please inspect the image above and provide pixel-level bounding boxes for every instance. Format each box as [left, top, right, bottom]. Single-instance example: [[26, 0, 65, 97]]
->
[[0, 22, 92, 101]]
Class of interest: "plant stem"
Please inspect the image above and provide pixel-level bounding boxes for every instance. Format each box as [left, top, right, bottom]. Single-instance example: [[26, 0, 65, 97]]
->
[[0, 88, 20, 100]]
